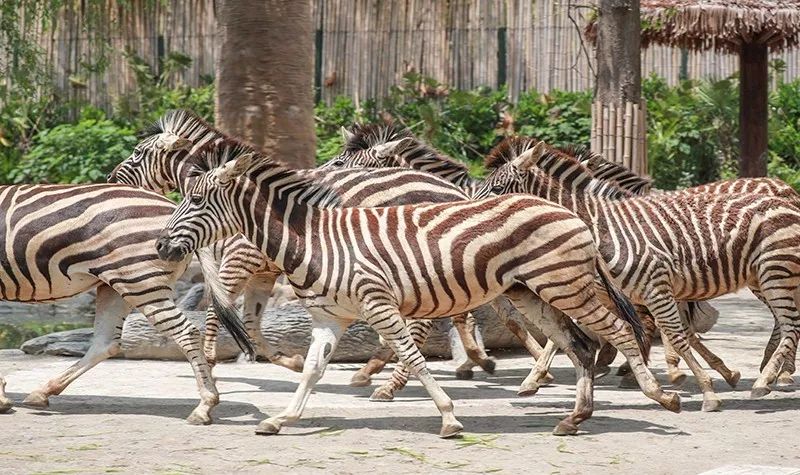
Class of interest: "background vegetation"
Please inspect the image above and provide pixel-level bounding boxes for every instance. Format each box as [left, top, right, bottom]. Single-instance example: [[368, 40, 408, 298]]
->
[[3, 66, 799, 189]]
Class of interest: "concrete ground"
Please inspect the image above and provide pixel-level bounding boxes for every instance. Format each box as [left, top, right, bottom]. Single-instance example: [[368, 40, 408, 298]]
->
[[1, 293, 800, 475]]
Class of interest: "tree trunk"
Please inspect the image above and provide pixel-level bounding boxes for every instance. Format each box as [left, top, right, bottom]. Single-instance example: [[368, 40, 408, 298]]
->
[[591, 0, 646, 175], [215, 0, 316, 169], [739, 44, 768, 177]]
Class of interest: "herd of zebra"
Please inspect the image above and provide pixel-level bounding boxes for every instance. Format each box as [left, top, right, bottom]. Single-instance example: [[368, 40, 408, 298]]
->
[[2, 108, 799, 439]]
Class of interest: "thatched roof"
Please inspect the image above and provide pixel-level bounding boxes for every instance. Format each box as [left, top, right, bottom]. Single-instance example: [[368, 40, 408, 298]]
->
[[585, 1, 800, 53]]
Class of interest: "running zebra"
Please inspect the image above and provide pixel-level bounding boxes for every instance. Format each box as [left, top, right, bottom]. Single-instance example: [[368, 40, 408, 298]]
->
[[156, 139, 680, 437], [109, 110, 546, 392], [475, 137, 800, 410], [0, 183, 253, 422]]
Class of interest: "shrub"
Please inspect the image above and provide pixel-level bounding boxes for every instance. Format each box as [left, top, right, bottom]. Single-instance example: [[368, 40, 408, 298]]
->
[[11, 113, 137, 184]]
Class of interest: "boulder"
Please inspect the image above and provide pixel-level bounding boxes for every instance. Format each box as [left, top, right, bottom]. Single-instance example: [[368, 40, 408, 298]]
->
[[20, 301, 536, 362]]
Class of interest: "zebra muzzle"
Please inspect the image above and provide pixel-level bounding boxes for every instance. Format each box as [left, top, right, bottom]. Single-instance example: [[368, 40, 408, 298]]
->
[[156, 234, 188, 262]]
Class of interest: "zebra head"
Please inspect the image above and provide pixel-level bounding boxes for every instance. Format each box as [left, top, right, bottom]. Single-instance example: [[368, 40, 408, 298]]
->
[[473, 138, 547, 199], [156, 143, 256, 262], [109, 110, 220, 194], [319, 123, 414, 169]]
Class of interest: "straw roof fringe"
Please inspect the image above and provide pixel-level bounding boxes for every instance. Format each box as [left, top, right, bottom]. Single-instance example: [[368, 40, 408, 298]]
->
[[585, 1, 800, 53]]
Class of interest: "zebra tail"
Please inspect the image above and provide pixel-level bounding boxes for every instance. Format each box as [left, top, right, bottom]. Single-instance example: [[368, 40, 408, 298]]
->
[[595, 258, 648, 363], [195, 247, 256, 361]]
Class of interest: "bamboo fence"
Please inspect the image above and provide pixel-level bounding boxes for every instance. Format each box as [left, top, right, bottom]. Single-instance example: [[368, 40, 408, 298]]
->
[[4, 0, 800, 111]]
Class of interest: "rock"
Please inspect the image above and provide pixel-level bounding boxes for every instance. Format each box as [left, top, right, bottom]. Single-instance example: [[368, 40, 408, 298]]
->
[[20, 299, 541, 362], [21, 328, 94, 356], [21, 312, 242, 361], [177, 283, 207, 311]]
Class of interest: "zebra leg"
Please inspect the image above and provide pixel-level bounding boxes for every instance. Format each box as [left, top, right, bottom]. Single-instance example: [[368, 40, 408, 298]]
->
[[644, 291, 721, 412], [753, 287, 795, 386], [350, 346, 395, 387], [505, 291, 597, 435], [452, 312, 495, 379], [256, 312, 347, 435], [135, 294, 219, 425], [687, 332, 741, 388], [23, 285, 130, 408], [490, 297, 556, 391], [242, 272, 304, 371], [662, 330, 686, 386], [751, 285, 800, 398], [361, 299, 462, 438], [370, 320, 435, 401], [0, 375, 11, 413], [594, 341, 617, 378]]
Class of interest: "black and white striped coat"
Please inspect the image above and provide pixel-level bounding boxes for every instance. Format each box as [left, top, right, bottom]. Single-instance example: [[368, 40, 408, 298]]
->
[[0, 183, 251, 422], [156, 140, 680, 437]]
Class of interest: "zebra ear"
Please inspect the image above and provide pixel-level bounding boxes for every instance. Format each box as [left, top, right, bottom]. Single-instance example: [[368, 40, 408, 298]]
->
[[373, 137, 413, 159], [512, 141, 546, 170], [340, 126, 355, 142], [160, 134, 192, 152], [216, 153, 256, 184]]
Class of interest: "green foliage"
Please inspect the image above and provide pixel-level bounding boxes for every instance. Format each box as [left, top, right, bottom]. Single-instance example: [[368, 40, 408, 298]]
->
[[11, 112, 137, 184], [0, 322, 89, 350], [513, 89, 592, 147]]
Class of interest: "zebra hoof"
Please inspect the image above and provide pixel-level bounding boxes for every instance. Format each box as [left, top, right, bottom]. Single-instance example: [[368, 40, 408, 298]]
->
[[777, 372, 795, 387], [616, 362, 632, 376], [22, 391, 50, 409], [618, 373, 639, 389], [350, 372, 372, 387], [369, 386, 396, 402], [455, 369, 474, 380], [479, 358, 497, 375], [517, 382, 540, 397], [0, 397, 12, 413], [660, 392, 682, 413], [701, 395, 722, 412], [186, 411, 212, 425], [668, 371, 688, 387], [540, 372, 555, 385], [439, 421, 464, 438], [725, 370, 741, 389], [751, 386, 771, 399], [552, 420, 579, 436], [595, 365, 611, 379], [255, 419, 282, 435]]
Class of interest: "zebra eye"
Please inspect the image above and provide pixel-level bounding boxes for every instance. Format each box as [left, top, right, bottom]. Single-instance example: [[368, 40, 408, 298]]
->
[[332, 159, 345, 167], [491, 184, 505, 194], [190, 194, 203, 205]]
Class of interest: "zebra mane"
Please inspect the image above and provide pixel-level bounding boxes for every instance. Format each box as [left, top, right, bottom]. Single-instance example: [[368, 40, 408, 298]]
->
[[344, 122, 413, 152], [576, 151, 652, 195], [138, 109, 224, 145], [192, 139, 341, 208], [347, 122, 474, 185], [485, 137, 633, 200]]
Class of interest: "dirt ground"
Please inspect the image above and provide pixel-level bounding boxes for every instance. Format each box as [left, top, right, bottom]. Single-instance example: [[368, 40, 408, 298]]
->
[[2, 293, 800, 475]]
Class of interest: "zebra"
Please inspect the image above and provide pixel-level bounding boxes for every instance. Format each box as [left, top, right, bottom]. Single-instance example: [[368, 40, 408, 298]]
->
[[528, 144, 800, 387], [474, 136, 800, 410], [324, 123, 717, 386], [108, 109, 547, 393], [0, 183, 253, 423], [155, 139, 681, 437]]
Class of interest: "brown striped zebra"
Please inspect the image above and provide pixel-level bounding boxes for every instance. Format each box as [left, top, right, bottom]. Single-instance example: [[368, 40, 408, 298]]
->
[[324, 123, 719, 385], [0, 183, 253, 422], [108, 110, 546, 392], [156, 139, 680, 437], [561, 150, 800, 386], [475, 137, 800, 410]]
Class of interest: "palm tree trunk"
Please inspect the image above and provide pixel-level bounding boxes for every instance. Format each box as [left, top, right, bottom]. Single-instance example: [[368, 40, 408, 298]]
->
[[215, 0, 316, 169]]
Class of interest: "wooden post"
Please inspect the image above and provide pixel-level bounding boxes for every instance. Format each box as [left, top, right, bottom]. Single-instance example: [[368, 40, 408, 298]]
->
[[739, 43, 768, 177], [591, 0, 646, 175]]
